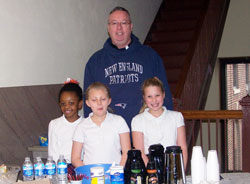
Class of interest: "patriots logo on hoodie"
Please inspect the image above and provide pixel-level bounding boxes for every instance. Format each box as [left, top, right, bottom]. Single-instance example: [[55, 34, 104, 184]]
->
[[114, 103, 127, 109]]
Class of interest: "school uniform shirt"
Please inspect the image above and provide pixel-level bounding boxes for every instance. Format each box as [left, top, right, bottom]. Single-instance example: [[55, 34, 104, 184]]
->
[[48, 115, 83, 163], [131, 107, 185, 154], [73, 112, 130, 165]]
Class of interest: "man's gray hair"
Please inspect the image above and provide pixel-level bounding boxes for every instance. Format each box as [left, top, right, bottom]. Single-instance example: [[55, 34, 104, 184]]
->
[[109, 6, 131, 22]]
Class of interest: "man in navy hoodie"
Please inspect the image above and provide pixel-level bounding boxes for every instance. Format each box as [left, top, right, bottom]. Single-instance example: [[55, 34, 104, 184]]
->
[[84, 6, 173, 130]]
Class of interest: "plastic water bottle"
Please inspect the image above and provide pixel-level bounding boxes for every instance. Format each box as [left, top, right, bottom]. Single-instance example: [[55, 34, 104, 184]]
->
[[34, 156, 45, 180], [22, 157, 34, 181], [45, 156, 56, 182], [57, 155, 67, 182]]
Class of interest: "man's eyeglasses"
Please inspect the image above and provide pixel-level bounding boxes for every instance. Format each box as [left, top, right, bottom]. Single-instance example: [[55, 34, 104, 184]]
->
[[108, 21, 131, 27]]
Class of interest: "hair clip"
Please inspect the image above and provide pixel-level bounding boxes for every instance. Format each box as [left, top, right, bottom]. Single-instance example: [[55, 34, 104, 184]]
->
[[64, 78, 79, 85]]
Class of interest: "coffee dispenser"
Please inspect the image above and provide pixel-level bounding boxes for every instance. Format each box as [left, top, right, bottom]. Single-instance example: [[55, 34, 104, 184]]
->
[[148, 144, 165, 184], [124, 149, 147, 184], [165, 146, 186, 184]]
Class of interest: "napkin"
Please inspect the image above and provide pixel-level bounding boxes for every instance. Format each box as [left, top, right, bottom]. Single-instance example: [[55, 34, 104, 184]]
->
[[17, 178, 50, 184]]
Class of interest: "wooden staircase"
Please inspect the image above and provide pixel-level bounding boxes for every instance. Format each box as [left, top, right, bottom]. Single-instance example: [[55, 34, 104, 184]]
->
[[145, 1, 230, 172], [144, 0, 230, 111], [145, 0, 207, 99]]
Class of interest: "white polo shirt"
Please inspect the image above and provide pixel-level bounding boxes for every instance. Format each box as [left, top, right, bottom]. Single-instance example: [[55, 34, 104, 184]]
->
[[131, 107, 184, 154], [48, 115, 83, 163], [73, 112, 130, 165]]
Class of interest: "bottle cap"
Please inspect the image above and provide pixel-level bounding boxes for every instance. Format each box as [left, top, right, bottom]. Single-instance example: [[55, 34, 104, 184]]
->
[[47, 156, 53, 161], [149, 144, 164, 156], [165, 146, 182, 154], [127, 149, 142, 158]]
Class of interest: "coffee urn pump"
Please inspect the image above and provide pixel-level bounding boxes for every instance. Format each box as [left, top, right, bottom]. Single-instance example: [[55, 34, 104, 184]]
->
[[165, 146, 186, 184]]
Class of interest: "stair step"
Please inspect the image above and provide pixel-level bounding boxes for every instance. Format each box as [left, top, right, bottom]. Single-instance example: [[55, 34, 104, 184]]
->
[[155, 20, 197, 32], [149, 30, 194, 42], [162, 55, 186, 68], [168, 81, 178, 94], [165, 0, 205, 11], [165, 68, 182, 82], [158, 9, 201, 21], [147, 42, 189, 56]]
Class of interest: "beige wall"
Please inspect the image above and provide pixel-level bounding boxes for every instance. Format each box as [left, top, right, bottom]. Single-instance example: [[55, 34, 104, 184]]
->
[[205, 61, 221, 110], [0, 0, 162, 88], [205, 0, 250, 110], [218, 0, 250, 58]]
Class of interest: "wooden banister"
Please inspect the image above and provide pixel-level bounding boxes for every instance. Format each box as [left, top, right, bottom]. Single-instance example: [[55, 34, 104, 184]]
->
[[182, 110, 244, 173], [180, 95, 250, 173], [181, 110, 243, 119], [239, 95, 250, 172]]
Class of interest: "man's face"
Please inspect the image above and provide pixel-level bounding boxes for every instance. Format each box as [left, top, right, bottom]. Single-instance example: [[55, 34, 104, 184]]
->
[[108, 10, 133, 49]]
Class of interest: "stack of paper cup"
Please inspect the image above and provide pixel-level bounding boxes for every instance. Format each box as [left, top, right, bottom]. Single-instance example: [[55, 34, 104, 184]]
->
[[206, 150, 220, 183], [191, 146, 206, 184]]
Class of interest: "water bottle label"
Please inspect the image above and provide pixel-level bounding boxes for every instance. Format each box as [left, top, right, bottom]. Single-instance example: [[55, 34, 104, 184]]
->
[[47, 168, 56, 175], [34, 163, 45, 176], [57, 162, 67, 174], [45, 163, 56, 175], [23, 165, 33, 177]]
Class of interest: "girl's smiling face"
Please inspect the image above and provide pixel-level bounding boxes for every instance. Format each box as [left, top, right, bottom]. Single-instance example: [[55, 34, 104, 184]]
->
[[143, 85, 165, 116], [86, 88, 111, 118], [59, 91, 82, 122]]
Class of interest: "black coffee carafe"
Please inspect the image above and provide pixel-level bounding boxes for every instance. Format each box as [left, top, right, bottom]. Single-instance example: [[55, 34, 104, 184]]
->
[[124, 149, 147, 184], [148, 144, 165, 184], [165, 146, 186, 184]]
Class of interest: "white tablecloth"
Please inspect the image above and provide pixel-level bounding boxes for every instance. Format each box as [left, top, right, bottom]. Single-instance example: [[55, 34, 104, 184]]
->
[[186, 173, 250, 184], [220, 173, 250, 184]]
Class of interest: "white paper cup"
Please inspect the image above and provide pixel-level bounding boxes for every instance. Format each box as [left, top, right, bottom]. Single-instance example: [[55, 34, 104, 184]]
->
[[191, 146, 203, 160], [206, 150, 220, 182], [70, 180, 83, 184], [207, 150, 219, 164], [191, 146, 205, 184], [191, 159, 205, 184]]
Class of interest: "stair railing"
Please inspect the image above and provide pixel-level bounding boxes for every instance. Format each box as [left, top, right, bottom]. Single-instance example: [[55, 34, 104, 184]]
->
[[180, 95, 250, 173]]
